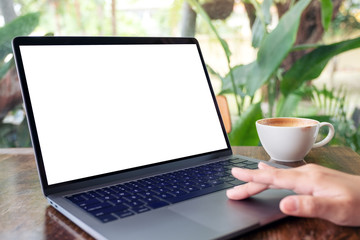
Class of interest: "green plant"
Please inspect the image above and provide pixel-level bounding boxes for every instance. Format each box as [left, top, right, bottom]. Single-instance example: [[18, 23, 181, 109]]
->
[[307, 84, 360, 154], [186, 0, 360, 147], [0, 12, 40, 79], [0, 12, 40, 147], [327, 0, 360, 37]]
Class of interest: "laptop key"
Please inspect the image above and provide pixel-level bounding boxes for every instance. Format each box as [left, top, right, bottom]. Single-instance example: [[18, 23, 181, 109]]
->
[[132, 206, 151, 214], [66, 194, 87, 203], [233, 163, 247, 168], [126, 199, 145, 208], [79, 198, 101, 207], [182, 186, 199, 192], [169, 190, 188, 197], [85, 202, 112, 212], [98, 214, 117, 223], [228, 179, 246, 186], [197, 183, 212, 189], [88, 191, 103, 198], [147, 200, 169, 209], [108, 197, 127, 205], [90, 204, 128, 217], [114, 209, 135, 219], [245, 163, 259, 169], [151, 187, 168, 194], [208, 179, 224, 185], [224, 165, 234, 170], [127, 194, 142, 201], [165, 184, 181, 191], [115, 191, 131, 198], [101, 195, 116, 201], [157, 193, 174, 199]]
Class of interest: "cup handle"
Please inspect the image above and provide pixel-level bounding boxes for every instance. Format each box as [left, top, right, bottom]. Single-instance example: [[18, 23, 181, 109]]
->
[[313, 122, 335, 148]]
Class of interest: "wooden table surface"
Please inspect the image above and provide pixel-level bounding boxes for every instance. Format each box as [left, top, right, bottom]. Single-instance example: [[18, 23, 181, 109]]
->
[[1, 146, 360, 239]]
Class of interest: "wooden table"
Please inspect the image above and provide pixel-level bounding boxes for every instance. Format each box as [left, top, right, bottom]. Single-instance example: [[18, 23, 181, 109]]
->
[[1, 146, 360, 239]]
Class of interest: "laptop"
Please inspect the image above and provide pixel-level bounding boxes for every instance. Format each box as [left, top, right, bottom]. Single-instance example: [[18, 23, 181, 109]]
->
[[12, 36, 292, 240]]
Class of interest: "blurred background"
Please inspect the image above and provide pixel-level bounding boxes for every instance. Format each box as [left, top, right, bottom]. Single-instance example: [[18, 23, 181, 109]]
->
[[0, 0, 360, 153]]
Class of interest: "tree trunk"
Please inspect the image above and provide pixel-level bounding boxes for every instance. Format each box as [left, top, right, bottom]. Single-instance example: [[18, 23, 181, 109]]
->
[[0, 0, 16, 23], [180, 2, 197, 37]]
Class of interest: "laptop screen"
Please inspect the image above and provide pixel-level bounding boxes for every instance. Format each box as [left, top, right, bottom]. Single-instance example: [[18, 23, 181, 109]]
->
[[17, 40, 228, 185]]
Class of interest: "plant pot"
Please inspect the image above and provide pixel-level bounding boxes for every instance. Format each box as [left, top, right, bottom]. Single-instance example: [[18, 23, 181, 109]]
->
[[202, 0, 235, 20]]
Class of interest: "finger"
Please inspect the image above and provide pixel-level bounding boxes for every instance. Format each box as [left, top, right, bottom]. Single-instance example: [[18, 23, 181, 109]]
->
[[231, 167, 307, 193], [232, 162, 278, 190], [226, 182, 268, 200], [257, 162, 289, 189], [258, 161, 275, 170], [279, 195, 341, 222]]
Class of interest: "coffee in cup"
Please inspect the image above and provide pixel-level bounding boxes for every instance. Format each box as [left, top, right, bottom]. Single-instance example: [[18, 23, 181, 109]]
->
[[256, 117, 335, 162]]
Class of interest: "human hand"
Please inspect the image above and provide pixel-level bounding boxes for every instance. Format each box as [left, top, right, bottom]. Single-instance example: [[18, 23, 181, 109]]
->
[[226, 162, 360, 226]]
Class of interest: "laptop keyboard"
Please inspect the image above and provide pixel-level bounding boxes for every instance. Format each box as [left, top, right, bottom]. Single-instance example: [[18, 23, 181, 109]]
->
[[66, 157, 258, 223]]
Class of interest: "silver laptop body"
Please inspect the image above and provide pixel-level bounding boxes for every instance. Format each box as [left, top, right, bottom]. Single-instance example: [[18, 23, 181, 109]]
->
[[12, 36, 292, 240]]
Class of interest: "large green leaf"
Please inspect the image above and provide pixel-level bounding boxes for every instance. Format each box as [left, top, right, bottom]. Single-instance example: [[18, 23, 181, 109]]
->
[[321, 0, 333, 31], [281, 37, 360, 95], [245, 0, 311, 96], [251, 18, 265, 49], [0, 12, 40, 61], [0, 120, 31, 148], [0, 12, 40, 80], [228, 102, 263, 146], [207, 64, 225, 83], [251, 0, 272, 48], [220, 63, 255, 95], [276, 93, 302, 117]]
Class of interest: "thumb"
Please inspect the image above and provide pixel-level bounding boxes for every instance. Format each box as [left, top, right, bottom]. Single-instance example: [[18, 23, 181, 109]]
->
[[279, 195, 338, 220]]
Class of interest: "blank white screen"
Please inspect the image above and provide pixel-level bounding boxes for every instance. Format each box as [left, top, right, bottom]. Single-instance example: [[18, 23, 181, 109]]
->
[[20, 44, 228, 185]]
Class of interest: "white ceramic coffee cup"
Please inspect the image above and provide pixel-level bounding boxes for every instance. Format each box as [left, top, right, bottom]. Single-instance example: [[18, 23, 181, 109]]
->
[[256, 117, 335, 162]]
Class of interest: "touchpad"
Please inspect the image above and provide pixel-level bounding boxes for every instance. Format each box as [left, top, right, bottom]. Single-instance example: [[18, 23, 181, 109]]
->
[[169, 191, 259, 233]]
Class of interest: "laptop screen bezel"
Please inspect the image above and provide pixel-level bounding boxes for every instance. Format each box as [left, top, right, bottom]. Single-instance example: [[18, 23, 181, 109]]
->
[[12, 36, 232, 196]]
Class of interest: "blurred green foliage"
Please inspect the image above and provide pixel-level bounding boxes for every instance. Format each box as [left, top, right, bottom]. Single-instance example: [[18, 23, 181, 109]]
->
[[187, 0, 360, 153], [0, 12, 40, 147]]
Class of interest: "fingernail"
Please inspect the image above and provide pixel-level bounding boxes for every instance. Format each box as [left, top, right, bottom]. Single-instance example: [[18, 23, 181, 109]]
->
[[282, 197, 298, 213]]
